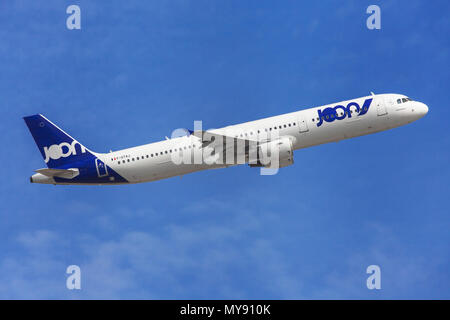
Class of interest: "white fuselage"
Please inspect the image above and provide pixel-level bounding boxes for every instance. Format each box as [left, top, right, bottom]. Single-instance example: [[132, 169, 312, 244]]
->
[[88, 93, 428, 185]]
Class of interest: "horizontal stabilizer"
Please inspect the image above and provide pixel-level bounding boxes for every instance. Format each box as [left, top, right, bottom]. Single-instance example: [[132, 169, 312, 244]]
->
[[35, 168, 80, 179]]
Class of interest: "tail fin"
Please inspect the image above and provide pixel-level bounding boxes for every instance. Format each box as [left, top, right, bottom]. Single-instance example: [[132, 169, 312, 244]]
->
[[23, 114, 95, 168]]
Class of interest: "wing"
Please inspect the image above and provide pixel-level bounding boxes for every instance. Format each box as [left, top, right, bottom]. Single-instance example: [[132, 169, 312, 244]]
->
[[190, 130, 265, 165], [190, 130, 253, 147]]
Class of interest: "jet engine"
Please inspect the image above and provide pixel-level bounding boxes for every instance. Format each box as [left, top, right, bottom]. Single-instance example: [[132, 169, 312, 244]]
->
[[249, 136, 294, 169]]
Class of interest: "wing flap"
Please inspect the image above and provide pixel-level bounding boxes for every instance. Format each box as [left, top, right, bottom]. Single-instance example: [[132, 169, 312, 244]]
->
[[191, 130, 261, 165]]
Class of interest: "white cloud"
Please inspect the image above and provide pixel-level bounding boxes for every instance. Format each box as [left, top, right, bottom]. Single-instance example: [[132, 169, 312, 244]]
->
[[0, 197, 307, 299]]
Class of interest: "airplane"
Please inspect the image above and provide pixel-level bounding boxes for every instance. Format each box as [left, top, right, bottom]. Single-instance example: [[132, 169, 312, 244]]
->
[[23, 93, 428, 185]]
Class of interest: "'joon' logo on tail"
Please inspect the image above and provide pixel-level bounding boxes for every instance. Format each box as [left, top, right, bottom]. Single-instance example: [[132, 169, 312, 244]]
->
[[43, 140, 86, 163], [316, 98, 373, 127]]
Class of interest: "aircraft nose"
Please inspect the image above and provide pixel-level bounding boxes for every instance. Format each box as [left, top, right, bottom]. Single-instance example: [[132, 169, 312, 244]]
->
[[416, 102, 429, 116]]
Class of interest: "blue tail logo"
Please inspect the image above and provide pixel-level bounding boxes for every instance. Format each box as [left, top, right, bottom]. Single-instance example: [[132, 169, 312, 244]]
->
[[43, 140, 87, 164], [23, 114, 94, 168]]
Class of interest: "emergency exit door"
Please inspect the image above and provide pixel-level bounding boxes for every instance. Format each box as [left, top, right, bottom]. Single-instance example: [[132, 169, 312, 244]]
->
[[298, 114, 309, 133]]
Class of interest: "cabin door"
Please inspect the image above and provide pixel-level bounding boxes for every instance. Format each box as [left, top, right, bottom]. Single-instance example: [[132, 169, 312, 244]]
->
[[376, 97, 388, 116], [95, 158, 109, 177]]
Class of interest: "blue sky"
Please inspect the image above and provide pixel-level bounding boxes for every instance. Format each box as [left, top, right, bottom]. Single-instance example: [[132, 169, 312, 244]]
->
[[0, 0, 449, 299]]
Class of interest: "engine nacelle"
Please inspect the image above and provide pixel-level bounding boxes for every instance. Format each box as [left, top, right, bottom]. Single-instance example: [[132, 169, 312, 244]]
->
[[249, 137, 294, 169]]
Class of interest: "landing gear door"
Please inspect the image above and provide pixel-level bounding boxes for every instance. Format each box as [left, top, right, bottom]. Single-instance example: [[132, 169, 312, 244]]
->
[[95, 158, 108, 177], [376, 97, 388, 116], [298, 113, 309, 133]]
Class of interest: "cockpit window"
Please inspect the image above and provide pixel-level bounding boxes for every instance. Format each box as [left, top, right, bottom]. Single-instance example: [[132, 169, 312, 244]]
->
[[397, 97, 413, 104]]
